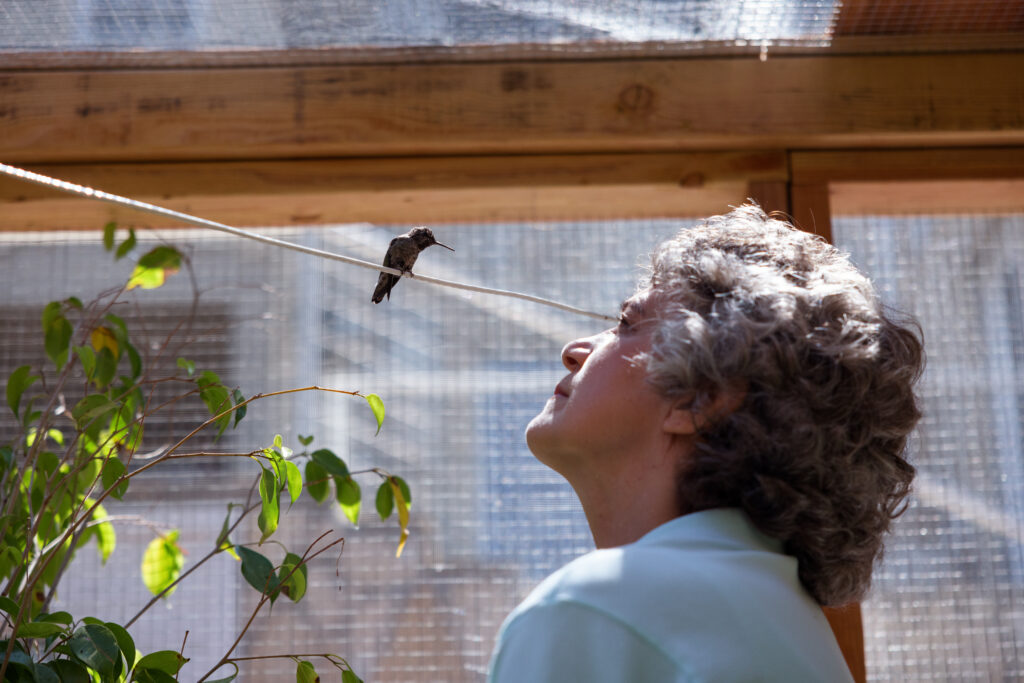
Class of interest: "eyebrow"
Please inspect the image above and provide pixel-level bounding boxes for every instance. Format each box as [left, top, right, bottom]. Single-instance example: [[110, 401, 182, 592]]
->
[[620, 298, 646, 316]]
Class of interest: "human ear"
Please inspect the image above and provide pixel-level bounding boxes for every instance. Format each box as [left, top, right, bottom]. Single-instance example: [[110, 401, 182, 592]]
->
[[662, 383, 747, 435]]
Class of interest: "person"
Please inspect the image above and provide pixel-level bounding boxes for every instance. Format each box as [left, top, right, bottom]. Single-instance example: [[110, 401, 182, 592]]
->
[[487, 204, 924, 682]]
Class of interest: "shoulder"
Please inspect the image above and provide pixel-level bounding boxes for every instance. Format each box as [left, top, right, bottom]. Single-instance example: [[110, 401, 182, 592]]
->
[[489, 510, 855, 682], [490, 574, 692, 683]]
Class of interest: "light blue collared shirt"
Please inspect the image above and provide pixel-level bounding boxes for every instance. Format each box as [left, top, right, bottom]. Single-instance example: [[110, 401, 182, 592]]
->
[[488, 508, 854, 682]]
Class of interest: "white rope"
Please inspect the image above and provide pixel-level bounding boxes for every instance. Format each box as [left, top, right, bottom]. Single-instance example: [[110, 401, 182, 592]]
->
[[0, 162, 616, 323]]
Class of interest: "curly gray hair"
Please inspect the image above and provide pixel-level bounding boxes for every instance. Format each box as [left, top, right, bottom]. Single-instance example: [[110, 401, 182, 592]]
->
[[643, 204, 923, 606]]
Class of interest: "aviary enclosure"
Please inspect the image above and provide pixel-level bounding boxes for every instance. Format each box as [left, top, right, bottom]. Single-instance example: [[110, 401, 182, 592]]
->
[[1, 1, 1023, 681]]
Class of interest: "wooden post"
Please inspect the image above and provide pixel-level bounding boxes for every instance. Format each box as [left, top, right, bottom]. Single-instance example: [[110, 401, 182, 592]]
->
[[753, 177, 866, 683]]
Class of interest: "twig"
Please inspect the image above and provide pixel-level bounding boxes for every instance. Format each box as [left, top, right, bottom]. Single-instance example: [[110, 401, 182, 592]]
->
[[176, 631, 189, 682], [196, 532, 344, 682]]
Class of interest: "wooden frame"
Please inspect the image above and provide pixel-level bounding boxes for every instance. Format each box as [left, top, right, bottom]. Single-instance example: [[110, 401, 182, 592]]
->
[[0, 152, 784, 231], [2, 52, 1022, 165], [2, 38, 1023, 683]]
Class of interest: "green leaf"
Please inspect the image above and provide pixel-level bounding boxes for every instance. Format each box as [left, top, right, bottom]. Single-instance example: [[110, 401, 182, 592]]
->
[[72, 394, 117, 438], [101, 455, 129, 500], [115, 227, 136, 260], [236, 546, 278, 598], [296, 660, 319, 683], [44, 314, 73, 371], [310, 449, 348, 478], [141, 530, 184, 598], [6, 365, 38, 418], [29, 662, 61, 683], [284, 461, 302, 505], [278, 552, 307, 604], [126, 246, 181, 290], [104, 621, 135, 673], [204, 662, 239, 683], [376, 481, 394, 520], [0, 595, 19, 616], [46, 659, 92, 683], [342, 669, 363, 683], [74, 346, 97, 381], [15, 621, 66, 638], [336, 476, 361, 527], [257, 466, 279, 544], [92, 348, 117, 390], [38, 611, 73, 624], [305, 461, 329, 504], [231, 388, 247, 427], [135, 650, 187, 675], [197, 372, 231, 438], [42, 300, 62, 328], [297, 434, 314, 446], [133, 669, 178, 683], [126, 341, 143, 380], [69, 623, 120, 677], [103, 222, 116, 250], [92, 504, 116, 564], [176, 357, 195, 377], [365, 393, 385, 435]]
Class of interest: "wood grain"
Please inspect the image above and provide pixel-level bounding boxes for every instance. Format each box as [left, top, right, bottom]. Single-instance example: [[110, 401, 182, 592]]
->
[[0, 152, 781, 230], [792, 148, 1024, 183], [2, 52, 1022, 164]]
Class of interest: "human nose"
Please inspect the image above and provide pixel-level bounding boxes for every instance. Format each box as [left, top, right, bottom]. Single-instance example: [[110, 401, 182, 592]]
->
[[561, 336, 596, 372]]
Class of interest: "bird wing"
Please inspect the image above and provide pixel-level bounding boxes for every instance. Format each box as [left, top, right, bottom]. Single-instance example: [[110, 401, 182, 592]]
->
[[381, 237, 399, 269]]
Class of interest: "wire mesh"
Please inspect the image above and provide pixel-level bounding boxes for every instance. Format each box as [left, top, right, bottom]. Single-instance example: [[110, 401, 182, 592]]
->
[[834, 0, 1024, 35], [833, 212, 1024, 682], [0, 218, 686, 681], [0, 0, 839, 51]]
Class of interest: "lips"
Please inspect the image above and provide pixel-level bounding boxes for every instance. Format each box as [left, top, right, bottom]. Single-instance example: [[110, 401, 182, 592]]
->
[[554, 381, 570, 398]]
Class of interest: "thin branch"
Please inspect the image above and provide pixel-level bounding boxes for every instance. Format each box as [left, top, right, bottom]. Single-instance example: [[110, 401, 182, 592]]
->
[[196, 533, 344, 683], [176, 630, 189, 682], [125, 489, 261, 629]]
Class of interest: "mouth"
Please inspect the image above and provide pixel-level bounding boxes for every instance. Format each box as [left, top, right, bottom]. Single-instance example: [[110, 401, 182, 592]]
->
[[553, 382, 570, 398]]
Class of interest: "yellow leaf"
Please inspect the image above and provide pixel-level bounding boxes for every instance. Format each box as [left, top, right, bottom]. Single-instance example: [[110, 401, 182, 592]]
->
[[391, 478, 410, 558], [90, 327, 119, 356]]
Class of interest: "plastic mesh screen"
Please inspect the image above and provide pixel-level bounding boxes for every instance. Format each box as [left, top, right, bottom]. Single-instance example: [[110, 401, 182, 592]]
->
[[1, 0, 839, 51], [832, 213, 1024, 682], [0, 218, 688, 681]]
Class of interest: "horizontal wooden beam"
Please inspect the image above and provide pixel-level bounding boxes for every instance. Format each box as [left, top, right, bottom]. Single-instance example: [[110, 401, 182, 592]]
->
[[792, 148, 1024, 183], [3, 34, 1023, 70], [2, 52, 1022, 164], [0, 152, 782, 230], [830, 179, 1024, 215]]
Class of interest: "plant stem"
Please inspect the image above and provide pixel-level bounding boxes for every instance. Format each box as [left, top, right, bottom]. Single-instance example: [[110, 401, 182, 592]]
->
[[196, 532, 343, 683]]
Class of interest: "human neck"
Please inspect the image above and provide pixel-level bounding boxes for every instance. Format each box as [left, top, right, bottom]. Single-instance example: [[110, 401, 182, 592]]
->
[[572, 466, 681, 549]]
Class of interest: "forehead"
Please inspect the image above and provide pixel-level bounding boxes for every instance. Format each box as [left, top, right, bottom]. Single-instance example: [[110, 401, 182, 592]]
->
[[620, 288, 660, 315]]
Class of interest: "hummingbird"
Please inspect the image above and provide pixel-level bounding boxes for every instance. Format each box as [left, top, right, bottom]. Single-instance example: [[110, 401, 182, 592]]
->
[[371, 227, 454, 303]]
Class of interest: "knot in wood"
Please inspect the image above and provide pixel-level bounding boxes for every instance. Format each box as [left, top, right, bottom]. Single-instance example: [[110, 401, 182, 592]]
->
[[616, 83, 655, 116]]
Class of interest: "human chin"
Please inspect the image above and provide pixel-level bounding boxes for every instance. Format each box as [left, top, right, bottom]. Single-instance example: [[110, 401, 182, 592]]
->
[[525, 396, 563, 458]]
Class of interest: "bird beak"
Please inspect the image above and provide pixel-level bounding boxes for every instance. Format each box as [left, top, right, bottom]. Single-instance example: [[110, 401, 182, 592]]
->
[[435, 241, 455, 251]]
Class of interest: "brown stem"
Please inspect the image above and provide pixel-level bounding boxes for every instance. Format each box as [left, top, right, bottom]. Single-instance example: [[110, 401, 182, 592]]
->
[[196, 532, 344, 683]]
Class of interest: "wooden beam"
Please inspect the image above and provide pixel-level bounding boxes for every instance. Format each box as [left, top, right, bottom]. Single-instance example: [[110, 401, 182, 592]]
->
[[790, 181, 834, 243], [823, 604, 866, 683], [4, 33, 1023, 71], [2, 52, 1022, 164], [792, 148, 1024, 183], [830, 179, 1024, 215], [0, 152, 783, 230], [835, 0, 1024, 35], [792, 148, 1024, 215]]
